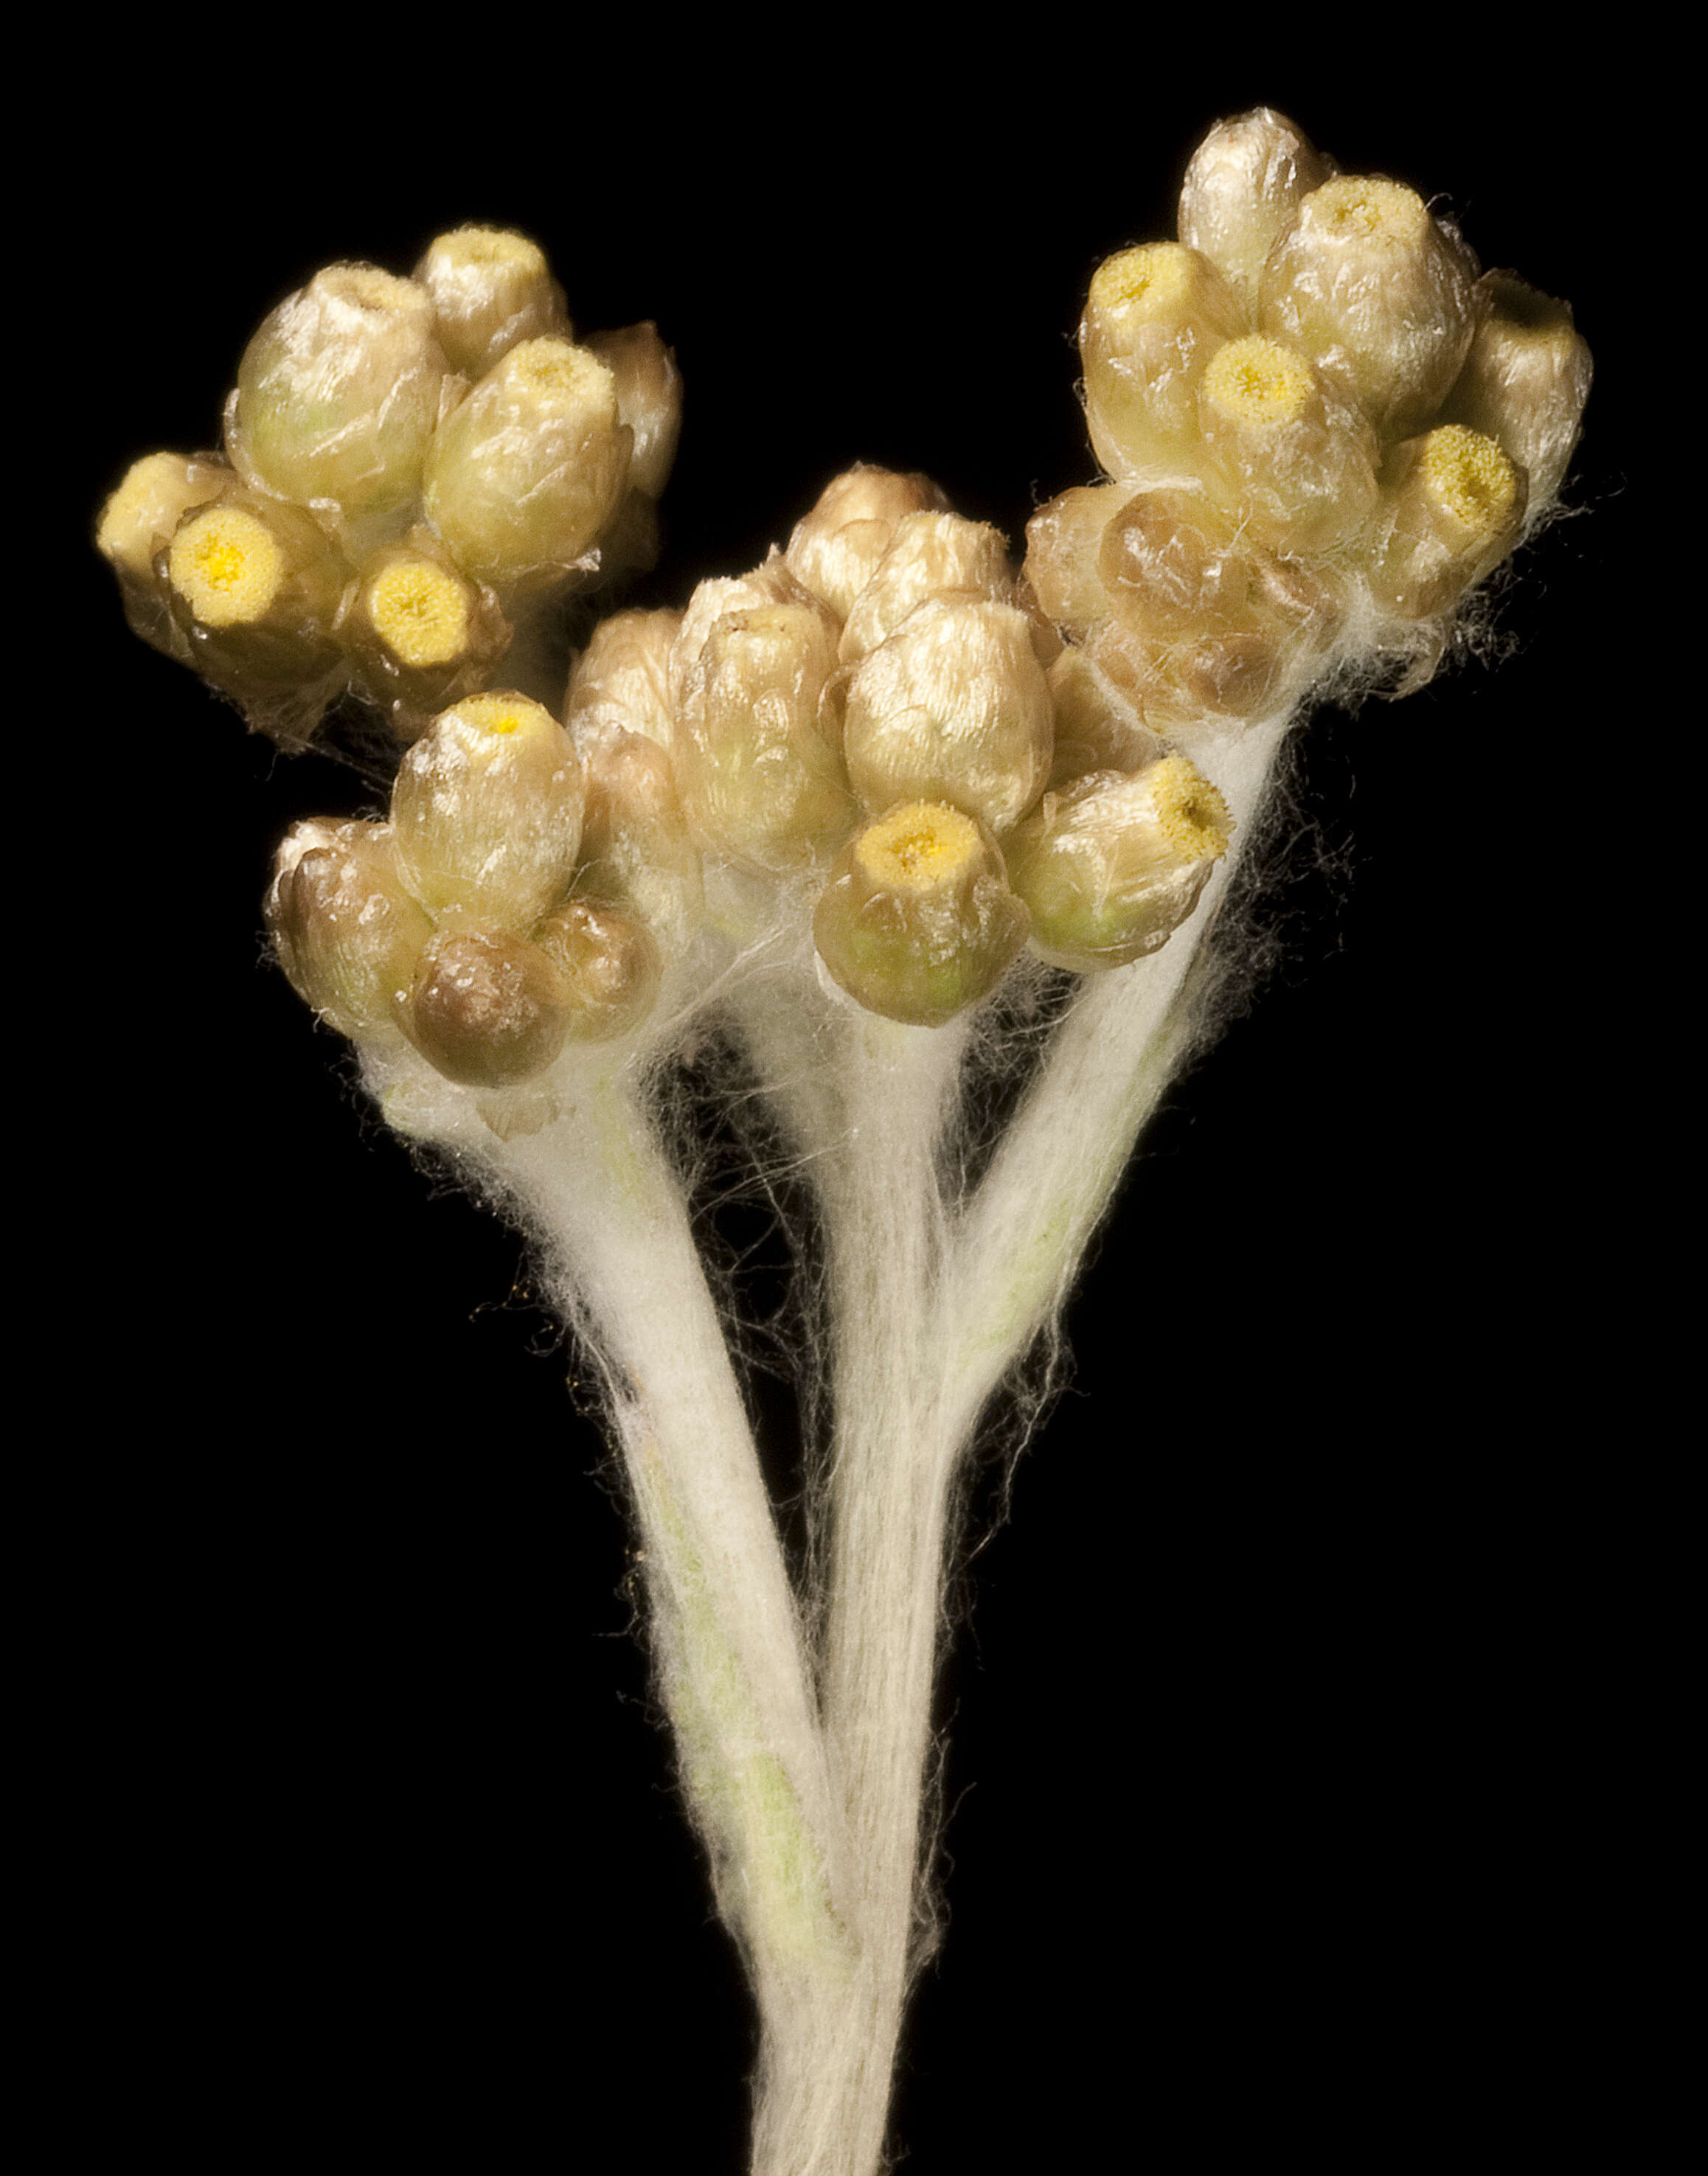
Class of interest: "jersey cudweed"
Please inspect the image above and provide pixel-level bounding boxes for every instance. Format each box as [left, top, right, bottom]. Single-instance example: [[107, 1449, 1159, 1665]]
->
[[97, 112, 1589, 2176], [97, 224, 677, 747]]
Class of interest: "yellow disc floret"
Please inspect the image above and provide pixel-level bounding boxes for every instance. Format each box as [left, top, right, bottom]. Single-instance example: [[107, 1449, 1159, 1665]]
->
[[367, 556, 472, 667], [1089, 243, 1197, 327], [97, 453, 223, 578], [98, 454, 181, 563], [1201, 336, 1314, 428], [1417, 425, 1520, 537], [167, 507, 285, 627], [321, 263, 425, 318], [1308, 175, 1428, 248], [855, 802, 986, 893], [509, 336, 601, 401], [1150, 757, 1233, 861], [450, 691, 558, 745], [431, 227, 548, 278]]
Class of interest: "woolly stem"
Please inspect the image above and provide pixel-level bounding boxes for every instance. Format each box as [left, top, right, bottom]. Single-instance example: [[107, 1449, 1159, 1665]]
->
[[805, 1015, 968, 2176], [757, 712, 1294, 2173], [417, 709, 1291, 2175], [937, 711, 1293, 1443], [723, 969, 970, 2172], [471, 1073, 862, 2122]]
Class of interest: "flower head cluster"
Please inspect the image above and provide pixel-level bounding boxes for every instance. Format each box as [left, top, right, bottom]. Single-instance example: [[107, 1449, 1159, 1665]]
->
[[1028, 108, 1591, 716], [260, 462, 1243, 1126], [102, 114, 1588, 1139], [96, 229, 680, 744]]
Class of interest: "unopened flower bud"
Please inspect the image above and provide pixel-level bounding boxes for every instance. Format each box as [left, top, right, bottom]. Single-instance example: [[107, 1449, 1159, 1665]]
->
[[1097, 487, 1252, 638], [668, 555, 812, 710], [814, 802, 1029, 1027], [843, 597, 1053, 835], [566, 607, 682, 747], [391, 692, 583, 925], [414, 226, 570, 380], [1080, 242, 1243, 482], [1246, 548, 1350, 660], [339, 535, 512, 740], [1197, 335, 1380, 552], [1258, 176, 1479, 439], [163, 491, 349, 742], [1364, 424, 1525, 619], [584, 323, 682, 500], [1023, 484, 1125, 639], [423, 337, 631, 594], [572, 719, 704, 950], [265, 818, 432, 1042], [96, 451, 232, 658], [98, 452, 232, 585], [839, 511, 1015, 664], [229, 265, 451, 551], [784, 465, 953, 618], [408, 927, 571, 1088], [1177, 107, 1336, 312], [1007, 757, 1232, 970], [533, 897, 661, 1042], [675, 600, 855, 872], [1045, 647, 1162, 786], [1088, 613, 1282, 728], [1443, 271, 1591, 512]]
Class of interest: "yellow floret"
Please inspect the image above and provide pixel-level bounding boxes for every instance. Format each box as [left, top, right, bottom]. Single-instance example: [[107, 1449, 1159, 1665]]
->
[[323, 264, 424, 316], [1308, 175, 1428, 247], [1418, 425, 1520, 535], [368, 557, 471, 667], [97, 453, 200, 574], [1201, 336, 1314, 426], [448, 691, 559, 747], [509, 337, 600, 402], [167, 507, 284, 627], [856, 802, 985, 891], [434, 227, 547, 276], [1089, 243, 1196, 324], [1150, 757, 1232, 861]]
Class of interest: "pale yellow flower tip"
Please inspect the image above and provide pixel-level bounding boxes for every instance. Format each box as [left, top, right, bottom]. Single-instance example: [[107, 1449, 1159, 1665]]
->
[[1417, 424, 1521, 539], [167, 506, 284, 627], [367, 554, 473, 668], [1148, 756, 1233, 861], [854, 802, 987, 895], [97, 453, 223, 580], [1201, 336, 1315, 428], [415, 226, 568, 380], [1089, 243, 1200, 327], [1309, 175, 1430, 247], [449, 691, 550, 740]]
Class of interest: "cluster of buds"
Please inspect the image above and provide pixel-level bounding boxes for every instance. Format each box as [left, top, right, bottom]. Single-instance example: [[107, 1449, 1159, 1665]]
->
[[265, 691, 672, 1107], [1029, 108, 1591, 719], [97, 229, 681, 745], [111, 112, 1589, 1122], [633, 473, 1235, 1017], [264, 466, 1237, 1105]]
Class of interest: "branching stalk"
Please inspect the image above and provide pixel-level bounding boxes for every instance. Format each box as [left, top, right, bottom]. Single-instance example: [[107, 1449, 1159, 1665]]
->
[[469, 1074, 860, 2057], [757, 715, 1291, 2172], [937, 712, 1291, 1438], [103, 114, 1589, 2176]]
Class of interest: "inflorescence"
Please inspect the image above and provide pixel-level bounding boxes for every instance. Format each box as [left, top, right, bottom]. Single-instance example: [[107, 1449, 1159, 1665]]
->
[[100, 115, 1588, 1133], [98, 227, 679, 748], [100, 119, 1586, 1125], [97, 110, 1591, 2176]]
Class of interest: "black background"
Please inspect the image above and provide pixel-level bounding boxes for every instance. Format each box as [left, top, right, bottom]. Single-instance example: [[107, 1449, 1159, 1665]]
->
[[51, 32, 1646, 2171]]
